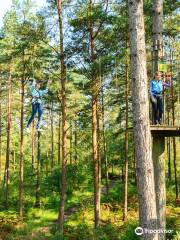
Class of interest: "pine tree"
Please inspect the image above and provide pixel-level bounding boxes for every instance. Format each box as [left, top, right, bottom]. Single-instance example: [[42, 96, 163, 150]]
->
[[128, 0, 158, 239], [56, 0, 68, 233]]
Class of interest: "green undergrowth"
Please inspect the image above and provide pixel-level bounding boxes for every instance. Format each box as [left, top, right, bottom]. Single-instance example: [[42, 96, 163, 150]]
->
[[0, 175, 179, 239]]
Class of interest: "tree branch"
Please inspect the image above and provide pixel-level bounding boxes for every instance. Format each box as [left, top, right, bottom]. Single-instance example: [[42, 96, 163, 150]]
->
[[93, 0, 109, 40]]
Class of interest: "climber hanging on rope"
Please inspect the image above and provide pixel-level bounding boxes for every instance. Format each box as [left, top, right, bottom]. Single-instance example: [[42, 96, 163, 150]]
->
[[150, 71, 171, 125], [26, 78, 51, 132]]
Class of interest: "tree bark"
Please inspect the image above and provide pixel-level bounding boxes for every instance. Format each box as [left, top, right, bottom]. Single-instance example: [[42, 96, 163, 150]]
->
[[173, 138, 178, 199], [152, 1, 166, 239], [58, 111, 61, 166], [32, 120, 35, 172], [19, 66, 25, 217], [74, 120, 78, 163], [89, 0, 101, 228], [57, 0, 68, 234], [101, 86, 109, 195], [13, 148, 16, 171], [5, 71, 12, 209], [70, 121, 73, 165], [97, 101, 101, 219], [123, 51, 129, 222], [35, 131, 41, 207], [51, 103, 54, 169], [128, 1, 158, 239], [19, 79, 24, 217], [133, 146, 137, 184], [152, 0, 163, 73], [152, 137, 166, 240], [46, 145, 49, 177], [0, 85, 2, 182], [46, 109, 50, 176], [170, 46, 179, 199], [167, 137, 171, 180], [167, 112, 171, 181]]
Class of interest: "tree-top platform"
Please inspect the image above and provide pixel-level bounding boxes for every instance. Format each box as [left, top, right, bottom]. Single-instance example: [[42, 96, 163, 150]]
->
[[128, 125, 180, 137], [150, 125, 180, 137]]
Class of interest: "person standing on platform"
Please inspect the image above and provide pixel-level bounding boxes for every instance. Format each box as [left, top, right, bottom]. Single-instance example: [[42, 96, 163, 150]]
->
[[150, 71, 171, 125]]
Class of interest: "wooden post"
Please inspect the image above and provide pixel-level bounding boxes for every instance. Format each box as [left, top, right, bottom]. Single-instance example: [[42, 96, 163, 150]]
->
[[152, 136, 166, 240]]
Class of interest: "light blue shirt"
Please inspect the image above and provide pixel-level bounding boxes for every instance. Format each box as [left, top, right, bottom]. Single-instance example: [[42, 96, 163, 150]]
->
[[150, 80, 170, 96], [28, 81, 48, 104]]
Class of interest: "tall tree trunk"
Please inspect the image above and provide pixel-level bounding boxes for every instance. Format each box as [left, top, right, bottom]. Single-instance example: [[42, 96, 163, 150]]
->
[[97, 103, 101, 218], [119, 108, 124, 183], [74, 120, 78, 163], [123, 50, 129, 222], [5, 71, 12, 209], [32, 120, 35, 172], [128, 1, 158, 240], [19, 54, 25, 217], [57, 0, 68, 234], [0, 85, 2, 182], [46, 145, 49, 177], [13, 146, 16, 171], [101, 86, 109, 194], [152, 1, 166, 239], [173, 137, 178, 198], [58, 112, 61, 166], [152, 136, 166, 240], [70, 121, 73, 165], [152, 0, 163, 73], [89, 0, 100, 228], [170, 51, 179, 199], [51, 104, 54, 169], [35, 132, 41, 207], [133, 146, 137, 184], [167, 112, 171, 181], [167, 137, 171, 180], [46, 109, 50, 176]]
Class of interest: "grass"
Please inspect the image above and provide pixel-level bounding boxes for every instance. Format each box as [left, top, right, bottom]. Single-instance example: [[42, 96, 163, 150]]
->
[[0, 184, 179, 240], [0, 183, 179, 240], [0, 180, 139, 240], [0, 209, 57, 240], [0, 142, 179, 240]]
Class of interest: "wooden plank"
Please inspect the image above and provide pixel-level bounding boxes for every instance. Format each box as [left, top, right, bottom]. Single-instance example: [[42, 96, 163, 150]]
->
[[127, 126, 180, 137], [150, 125, 180, 130], [150, 126, 180, 137]]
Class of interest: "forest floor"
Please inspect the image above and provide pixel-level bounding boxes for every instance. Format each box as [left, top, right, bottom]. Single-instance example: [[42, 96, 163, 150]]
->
[[0, 179, 180, 240], [0, 172, 180, 239]]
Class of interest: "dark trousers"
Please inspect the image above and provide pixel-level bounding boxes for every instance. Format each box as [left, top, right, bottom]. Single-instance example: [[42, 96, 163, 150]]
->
[[151, 95, 163, 124], [27, 102, 43, 129]]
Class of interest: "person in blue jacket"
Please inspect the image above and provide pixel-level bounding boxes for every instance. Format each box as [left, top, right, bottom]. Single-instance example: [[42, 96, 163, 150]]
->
[[26, 79, 49, 131], [150, 71, 171, 125]]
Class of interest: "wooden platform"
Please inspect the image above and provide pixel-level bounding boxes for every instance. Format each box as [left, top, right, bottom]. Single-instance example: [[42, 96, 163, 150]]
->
[[128, 125, 180, 137], [150, 125, 180, 137]]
